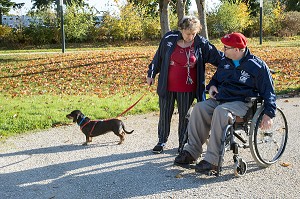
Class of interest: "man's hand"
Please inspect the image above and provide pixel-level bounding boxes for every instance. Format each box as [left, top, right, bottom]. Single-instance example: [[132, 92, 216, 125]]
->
[[147, 77, 154, 86], [208, 85, 218, 99], [260, 114, 273, 130]]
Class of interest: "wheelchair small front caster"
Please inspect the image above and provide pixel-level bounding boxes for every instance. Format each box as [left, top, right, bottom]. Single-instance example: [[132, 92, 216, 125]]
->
[[234, 158, 247, 177], [208, 169, 218, 176]]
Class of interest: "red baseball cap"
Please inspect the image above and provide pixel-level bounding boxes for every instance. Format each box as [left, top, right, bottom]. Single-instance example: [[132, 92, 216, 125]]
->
[[221, 32, 247, 49]]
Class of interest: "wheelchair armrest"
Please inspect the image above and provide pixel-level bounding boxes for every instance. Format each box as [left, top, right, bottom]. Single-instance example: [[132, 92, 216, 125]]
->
[[245, 96, 262, 103]]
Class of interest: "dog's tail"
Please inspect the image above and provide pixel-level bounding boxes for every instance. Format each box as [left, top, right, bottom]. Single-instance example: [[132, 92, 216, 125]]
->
[[121, 122, 134, 134]]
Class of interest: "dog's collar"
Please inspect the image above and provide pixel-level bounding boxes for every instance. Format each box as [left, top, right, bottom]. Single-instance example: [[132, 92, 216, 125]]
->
[[78, 117, 86, 126]]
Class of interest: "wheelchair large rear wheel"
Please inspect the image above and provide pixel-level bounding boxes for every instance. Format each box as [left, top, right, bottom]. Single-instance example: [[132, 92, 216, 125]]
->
[[249, 107, 288, 167]]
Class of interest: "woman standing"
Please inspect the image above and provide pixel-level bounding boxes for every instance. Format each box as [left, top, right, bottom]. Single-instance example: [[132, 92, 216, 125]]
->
[[147, 16, 222, 154]]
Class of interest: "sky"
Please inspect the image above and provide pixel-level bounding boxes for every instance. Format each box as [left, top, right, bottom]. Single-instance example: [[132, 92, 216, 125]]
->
[[9, 0, 220, 15]]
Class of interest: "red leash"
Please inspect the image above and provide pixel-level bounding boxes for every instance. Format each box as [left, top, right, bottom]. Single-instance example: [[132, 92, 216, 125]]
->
[[115, 92, 147, 118], [109, 86, 151, 119]]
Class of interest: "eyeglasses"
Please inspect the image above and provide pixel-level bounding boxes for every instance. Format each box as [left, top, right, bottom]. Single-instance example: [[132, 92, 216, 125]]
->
[[223, 46, 235, 51]]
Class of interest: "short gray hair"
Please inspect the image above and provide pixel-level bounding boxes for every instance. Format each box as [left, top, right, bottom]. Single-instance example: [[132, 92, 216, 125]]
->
[[178, 16, 202, 33]]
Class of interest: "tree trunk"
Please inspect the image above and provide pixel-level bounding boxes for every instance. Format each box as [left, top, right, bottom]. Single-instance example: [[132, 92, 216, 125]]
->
[[195, 0, 208, 39], [159, 0, 171, 37], [177, 0, 186, 26]]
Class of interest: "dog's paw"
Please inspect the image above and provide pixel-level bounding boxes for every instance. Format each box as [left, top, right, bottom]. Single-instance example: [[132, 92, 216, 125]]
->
[[82, 142, 88, 146]]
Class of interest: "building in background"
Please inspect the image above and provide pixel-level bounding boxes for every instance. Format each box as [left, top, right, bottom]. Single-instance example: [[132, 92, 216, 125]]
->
[[2, 15, 104, 29], [1, 15, 42, 28]]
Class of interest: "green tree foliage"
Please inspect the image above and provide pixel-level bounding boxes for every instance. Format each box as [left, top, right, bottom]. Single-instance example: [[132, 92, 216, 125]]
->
[[241, 1, 287, 37], [127, 0, 160, 19], [142, 14, 161, 39], [207, 1, 251, 37], [64, 1, 96, 42], [17, 0, 96, 44], [99, 3, 145, 40], [260, 1, 284, 36], [220, 0, 259, 16], [25, 7, 60, 44], [127, 0, 190, 35], [0, 24, 12, 42], [28, 7, 58, 27], [0, 0, 14, 13], [0, 0, 14, 24], [32, 0, 85, 10], [127, 0, 192, 15], [170, 0, 191, 14], [98, 2, 180, 41], [280, 0, 300, 12], [23, 23, 59, 44]]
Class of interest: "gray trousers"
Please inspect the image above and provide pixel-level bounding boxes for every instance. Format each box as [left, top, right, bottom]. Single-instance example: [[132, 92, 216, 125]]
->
[[158, 91, 195, 146], [183, 99, 251, 165]]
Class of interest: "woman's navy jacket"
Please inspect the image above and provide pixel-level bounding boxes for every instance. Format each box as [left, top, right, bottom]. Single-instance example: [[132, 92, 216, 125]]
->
[[147, 30, 222, 102], [206, 48, 277, 118]]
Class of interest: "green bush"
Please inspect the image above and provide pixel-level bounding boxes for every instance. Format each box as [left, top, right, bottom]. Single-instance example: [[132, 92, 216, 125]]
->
[[23, 24, 59, 45], [99, 3, 144, 40], [0, 25, 12, 42], [0, 25, 19, 44], [141, 16, 161, 39], [207, 1, 251, 38], [64, 3, 96, 42], [0, 26, 27, 48]]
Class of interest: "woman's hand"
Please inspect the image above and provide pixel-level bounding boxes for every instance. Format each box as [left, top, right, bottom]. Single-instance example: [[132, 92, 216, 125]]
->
[[147, 77, 154, 86]]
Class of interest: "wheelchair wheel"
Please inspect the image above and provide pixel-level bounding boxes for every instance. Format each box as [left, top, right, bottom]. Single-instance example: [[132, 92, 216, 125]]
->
[[234, 158, 247, 177], [249, 107, 288, 167]]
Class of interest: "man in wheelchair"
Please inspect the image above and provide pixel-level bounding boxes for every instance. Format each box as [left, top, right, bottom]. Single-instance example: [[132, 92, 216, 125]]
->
[[174, 32, 277, 174]]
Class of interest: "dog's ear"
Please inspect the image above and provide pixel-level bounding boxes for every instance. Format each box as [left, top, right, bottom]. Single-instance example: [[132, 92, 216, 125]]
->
[[74, 113, 81, 122], [70, 110, 81, 122], [73, 115, 78, 123]]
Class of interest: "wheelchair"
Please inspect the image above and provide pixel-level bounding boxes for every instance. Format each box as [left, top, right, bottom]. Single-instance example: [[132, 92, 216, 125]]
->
[[181, 97, 288, 177]]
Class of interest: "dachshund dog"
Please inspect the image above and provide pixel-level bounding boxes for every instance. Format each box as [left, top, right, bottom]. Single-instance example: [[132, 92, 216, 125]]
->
[[66, 110, 134, 145]]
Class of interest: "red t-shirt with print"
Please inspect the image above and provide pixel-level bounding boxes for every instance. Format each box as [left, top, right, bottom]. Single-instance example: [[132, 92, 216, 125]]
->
[[168, 43, 197, 92]]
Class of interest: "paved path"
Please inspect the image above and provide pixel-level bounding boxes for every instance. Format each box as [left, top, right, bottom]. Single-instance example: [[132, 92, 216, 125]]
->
[[0, 97, 299, 199]]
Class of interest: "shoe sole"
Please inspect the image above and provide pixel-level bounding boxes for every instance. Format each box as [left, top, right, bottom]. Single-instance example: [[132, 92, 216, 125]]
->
[[152, 150, 163, 154], [174, 161, 196, 169], [195, 168, 220, 175]]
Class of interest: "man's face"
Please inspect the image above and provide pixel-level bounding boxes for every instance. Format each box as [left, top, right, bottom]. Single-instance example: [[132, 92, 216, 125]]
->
[[223, 45, 236, 59]]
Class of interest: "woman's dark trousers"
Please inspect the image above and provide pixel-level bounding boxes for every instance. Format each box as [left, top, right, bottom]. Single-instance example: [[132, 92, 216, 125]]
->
[[158, 91, 195, 148]]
